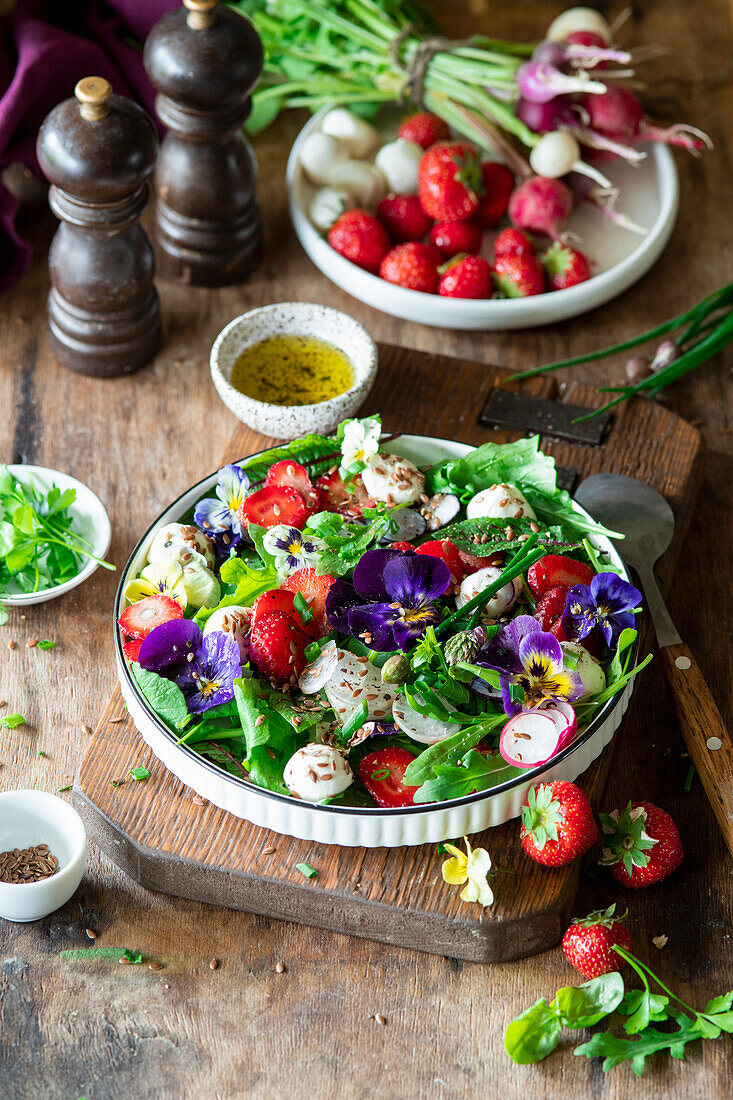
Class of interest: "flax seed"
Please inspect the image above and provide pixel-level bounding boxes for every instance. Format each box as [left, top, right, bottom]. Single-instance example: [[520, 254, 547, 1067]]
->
[[26, 638, 38, 648], [118, 956, 131, 965], [254, 714, 266, 727], [148, 962, 164, 971], [275, 961, 286, 974], [85, 928, 97, 940], [7, 640, 16, 650], [82, 724, 92, 735], [262, 846, 276, 856], [373, 1014, 386, 1026], [108, 715, 125, 724], [209, 958, 220, 970], [192, 794, 205, 806]]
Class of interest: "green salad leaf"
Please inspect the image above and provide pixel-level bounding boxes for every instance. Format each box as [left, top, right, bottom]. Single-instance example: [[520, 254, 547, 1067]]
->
[[305, 506, 401, 577], [238, 435, 338, 489], [413, 748, 518, 804], [555, 973, 625, 1029], [131, 665, 189, 729], [403, 717, 504, 786], [504, 1000, 563, 1064], [195, 553, 278, 625]]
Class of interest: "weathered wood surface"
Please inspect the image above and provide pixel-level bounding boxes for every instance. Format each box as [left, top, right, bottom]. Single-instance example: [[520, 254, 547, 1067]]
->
[[74, 352, 701, 964], [1, 0, 732, 1095]]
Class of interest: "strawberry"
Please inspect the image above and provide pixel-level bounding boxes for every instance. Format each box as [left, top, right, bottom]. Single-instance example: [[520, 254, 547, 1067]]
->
[[456, 547, 502, 573], [377, 194, 431, 242], [359, 746, 419, 808], [416, 539, 467, 587], [315, 469, 374, 516], [282, 567, 336, 638], [428, 219, 482, 258], [249, 610, 310, 684], [122, 638, 143, 662], [379, 242, 442, 293], [118, 595, 183, 641], [398, 111, 450, 150], [327, 208, 390, 273], [418, 141, 482, 222], [493, 253, 545, 297], [599, 801, 683, 888], [541, 240, 592, 290], [533, 585, 569, 640], [265, 460, 318, 512], [475, 161, 515, 229], [438, 255, 493, 299], [493, 227, 534, 258], [389, 541, 416, 553], [251, 588, 301, 628], [521, 780, 598, 867], [562, 904, 633, 979], [238, 485, 307, 530], [527, 554, 594, 597]]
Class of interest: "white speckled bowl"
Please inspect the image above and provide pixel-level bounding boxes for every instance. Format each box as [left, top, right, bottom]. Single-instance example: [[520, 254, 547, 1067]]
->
[[210, 303, 378, 438]]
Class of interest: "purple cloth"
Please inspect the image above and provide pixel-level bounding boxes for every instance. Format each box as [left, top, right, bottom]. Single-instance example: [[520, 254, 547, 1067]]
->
[[0, 0, 177, 294]]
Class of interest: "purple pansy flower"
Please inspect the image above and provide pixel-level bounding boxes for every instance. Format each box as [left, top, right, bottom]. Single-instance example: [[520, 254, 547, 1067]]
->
[[325, 547, 451, 652], [481, 614, 582, 716], [194, 464, 249, 545], [561, 572, 642, 649], [138, 618, 240, 714]]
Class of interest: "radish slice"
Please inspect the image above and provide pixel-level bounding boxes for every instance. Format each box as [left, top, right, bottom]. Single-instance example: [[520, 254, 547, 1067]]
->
[[298, 640, 338, 695], [500, 710, 560, 767], [392, 692, 461, 745], [540, 699, 578, 753]]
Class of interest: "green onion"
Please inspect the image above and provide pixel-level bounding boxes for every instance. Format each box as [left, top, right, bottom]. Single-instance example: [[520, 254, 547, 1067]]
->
[[296, 861, 318, 878], [129, 767, 150, 781]]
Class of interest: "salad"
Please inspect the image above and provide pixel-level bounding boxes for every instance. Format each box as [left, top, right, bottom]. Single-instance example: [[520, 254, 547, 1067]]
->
[[117, 418, 648, 809]]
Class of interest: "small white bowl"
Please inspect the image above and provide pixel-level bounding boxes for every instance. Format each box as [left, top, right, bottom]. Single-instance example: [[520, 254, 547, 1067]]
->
[[0, 790, 87, 922], [2, 465, 111, 606], [210, 302, 378, 438]]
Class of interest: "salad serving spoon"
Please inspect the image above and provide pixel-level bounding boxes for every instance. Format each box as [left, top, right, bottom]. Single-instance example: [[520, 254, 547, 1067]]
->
[[575, 473, 733, 857]]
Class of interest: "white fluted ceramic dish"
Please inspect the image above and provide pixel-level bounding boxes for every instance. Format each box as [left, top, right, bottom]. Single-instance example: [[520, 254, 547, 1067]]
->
[[116, 435, 635, 847], [288, 107, 679, 332]]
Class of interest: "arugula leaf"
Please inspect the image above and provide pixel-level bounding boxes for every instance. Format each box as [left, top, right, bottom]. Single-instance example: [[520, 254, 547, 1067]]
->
[[195, 554, 278, 625], [413, 748, 517, 804], [504, 999, 563, 1064], [439, 515, 575, 556], [233, 677, 302, 793], [305, 506, 398, 577], [525, 485, 623, 540], [555, 973, 625, 1029], [403, 717, 503, 785], [131, 665, 189, 729], [574, 1015, 705, 1077], [618, 988, 670, 1034]]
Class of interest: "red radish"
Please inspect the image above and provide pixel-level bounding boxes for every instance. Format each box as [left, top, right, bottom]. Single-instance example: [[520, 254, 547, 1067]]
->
[[508, 176, 573, 241], [540, 700, 577, 753], [564, 30, 608, 50], [583, 86, 709, 153], [499, 704, 575, 768]]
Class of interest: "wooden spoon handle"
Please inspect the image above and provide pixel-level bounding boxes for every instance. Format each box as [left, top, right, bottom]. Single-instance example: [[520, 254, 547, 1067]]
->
[[660, 643, 733, 856]]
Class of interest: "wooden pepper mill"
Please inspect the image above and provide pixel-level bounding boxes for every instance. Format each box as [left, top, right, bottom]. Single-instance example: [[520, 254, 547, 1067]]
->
[[36, 77, 161, 378], [143, 0, 264, 286]]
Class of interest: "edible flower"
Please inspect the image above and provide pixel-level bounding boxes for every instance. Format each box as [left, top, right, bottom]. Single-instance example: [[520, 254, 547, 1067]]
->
[[562, 572, 642, 649], [326, 548, 451, 651], [194, 464, 250, 546], [138, 618, 240, 713], [441, 836, 494, 907], [123, 560, 187, 609], [339, 416, 381, 477], [481, 614, 582, 716], [262, 524, 324, 578]]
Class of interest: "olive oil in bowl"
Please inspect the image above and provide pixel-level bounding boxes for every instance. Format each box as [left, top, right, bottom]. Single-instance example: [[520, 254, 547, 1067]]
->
[[230, 335, 355, 407]]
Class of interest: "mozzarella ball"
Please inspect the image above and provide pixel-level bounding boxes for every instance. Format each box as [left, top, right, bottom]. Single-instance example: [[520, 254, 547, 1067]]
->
[[203, 604, 250, 664], [320, 108, 378, 157], [181, 561, 221, 609], [361, 453, 425, 506], [327, 160, 388, 209], [456, 566, 522, 619], [374, 138, 422, 195], [561, 641, 606, 699], [465, 483, 536, 522], [148, 523, 215, 570], [284, 743, 353, 802], [299, 131, 350, 186], [309, 187, 355, 231]]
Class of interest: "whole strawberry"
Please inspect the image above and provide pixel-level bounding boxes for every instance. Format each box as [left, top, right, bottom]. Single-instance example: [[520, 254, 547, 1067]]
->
[[493, 253, 545, 297], [562, 904, 633, 978], [398, 111, 450, 150], [494, 227, 534, 258], [437, 254, 492, 299], [600, 801, 683, 888], [521, 780, 597, 867], [475, 161, 515, 229], [418, 141, 482, 222], [541, 240, 592, 290], [428, 220, 483, 258], [377, 194, 431, 242], [328, 208, 390, 273], [379, 242, 442, 293]]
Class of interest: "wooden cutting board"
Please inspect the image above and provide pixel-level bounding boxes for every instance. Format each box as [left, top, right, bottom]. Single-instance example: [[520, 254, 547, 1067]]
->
[[73, 344, 702, 963]]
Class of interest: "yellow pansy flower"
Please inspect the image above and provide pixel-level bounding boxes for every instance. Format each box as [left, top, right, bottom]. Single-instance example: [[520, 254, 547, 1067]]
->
[[124, 560, 187, 609], [441, 836, 494, 907]]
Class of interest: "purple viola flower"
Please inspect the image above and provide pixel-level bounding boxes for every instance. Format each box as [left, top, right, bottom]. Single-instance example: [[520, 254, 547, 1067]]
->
[[562, 572, 642, 649], [481, 614, 582, 716], [138, 618, 240, 713], [194, 464, 249, 539], [326, 547, 451, 652]]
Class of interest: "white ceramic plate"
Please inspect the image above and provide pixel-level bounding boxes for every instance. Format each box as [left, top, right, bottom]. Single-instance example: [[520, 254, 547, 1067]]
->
[[116, 435, 635, 847], [2, 465, 111, 606], [288, 107, 679, 331]]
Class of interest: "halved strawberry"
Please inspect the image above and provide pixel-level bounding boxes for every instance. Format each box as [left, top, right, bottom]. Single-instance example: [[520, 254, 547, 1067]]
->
[[416, 540, 467, 586], [456, 547, 503, 573], [122, 638, 143, 662], [534, 585, 569, 640], [118, 595, 183, 641], [265, 460, 318, 512], [359, 746, 419, 808], [316, 468, 349, 512], [389, 541, 417, 553], [282, 568, 336, 638], [251, 588, 300, 628], [238, 485, 308, 530], [527, 554, 595, 598], [249, 610, 310, 684]]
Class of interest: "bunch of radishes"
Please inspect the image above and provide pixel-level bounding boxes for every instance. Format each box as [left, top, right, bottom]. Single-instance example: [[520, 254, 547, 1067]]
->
[[300, 108, 592, 299]]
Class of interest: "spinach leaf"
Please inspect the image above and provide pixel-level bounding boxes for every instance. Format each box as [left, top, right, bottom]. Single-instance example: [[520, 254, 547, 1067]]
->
[[131, 664, 189, 729], [504, 999, 563, 1064], [403, 718, 502, 785], [438, 515, 575, 555]]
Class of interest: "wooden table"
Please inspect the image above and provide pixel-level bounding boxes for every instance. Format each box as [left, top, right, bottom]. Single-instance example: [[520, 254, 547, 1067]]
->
[[1, 2, 731, 1096]]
